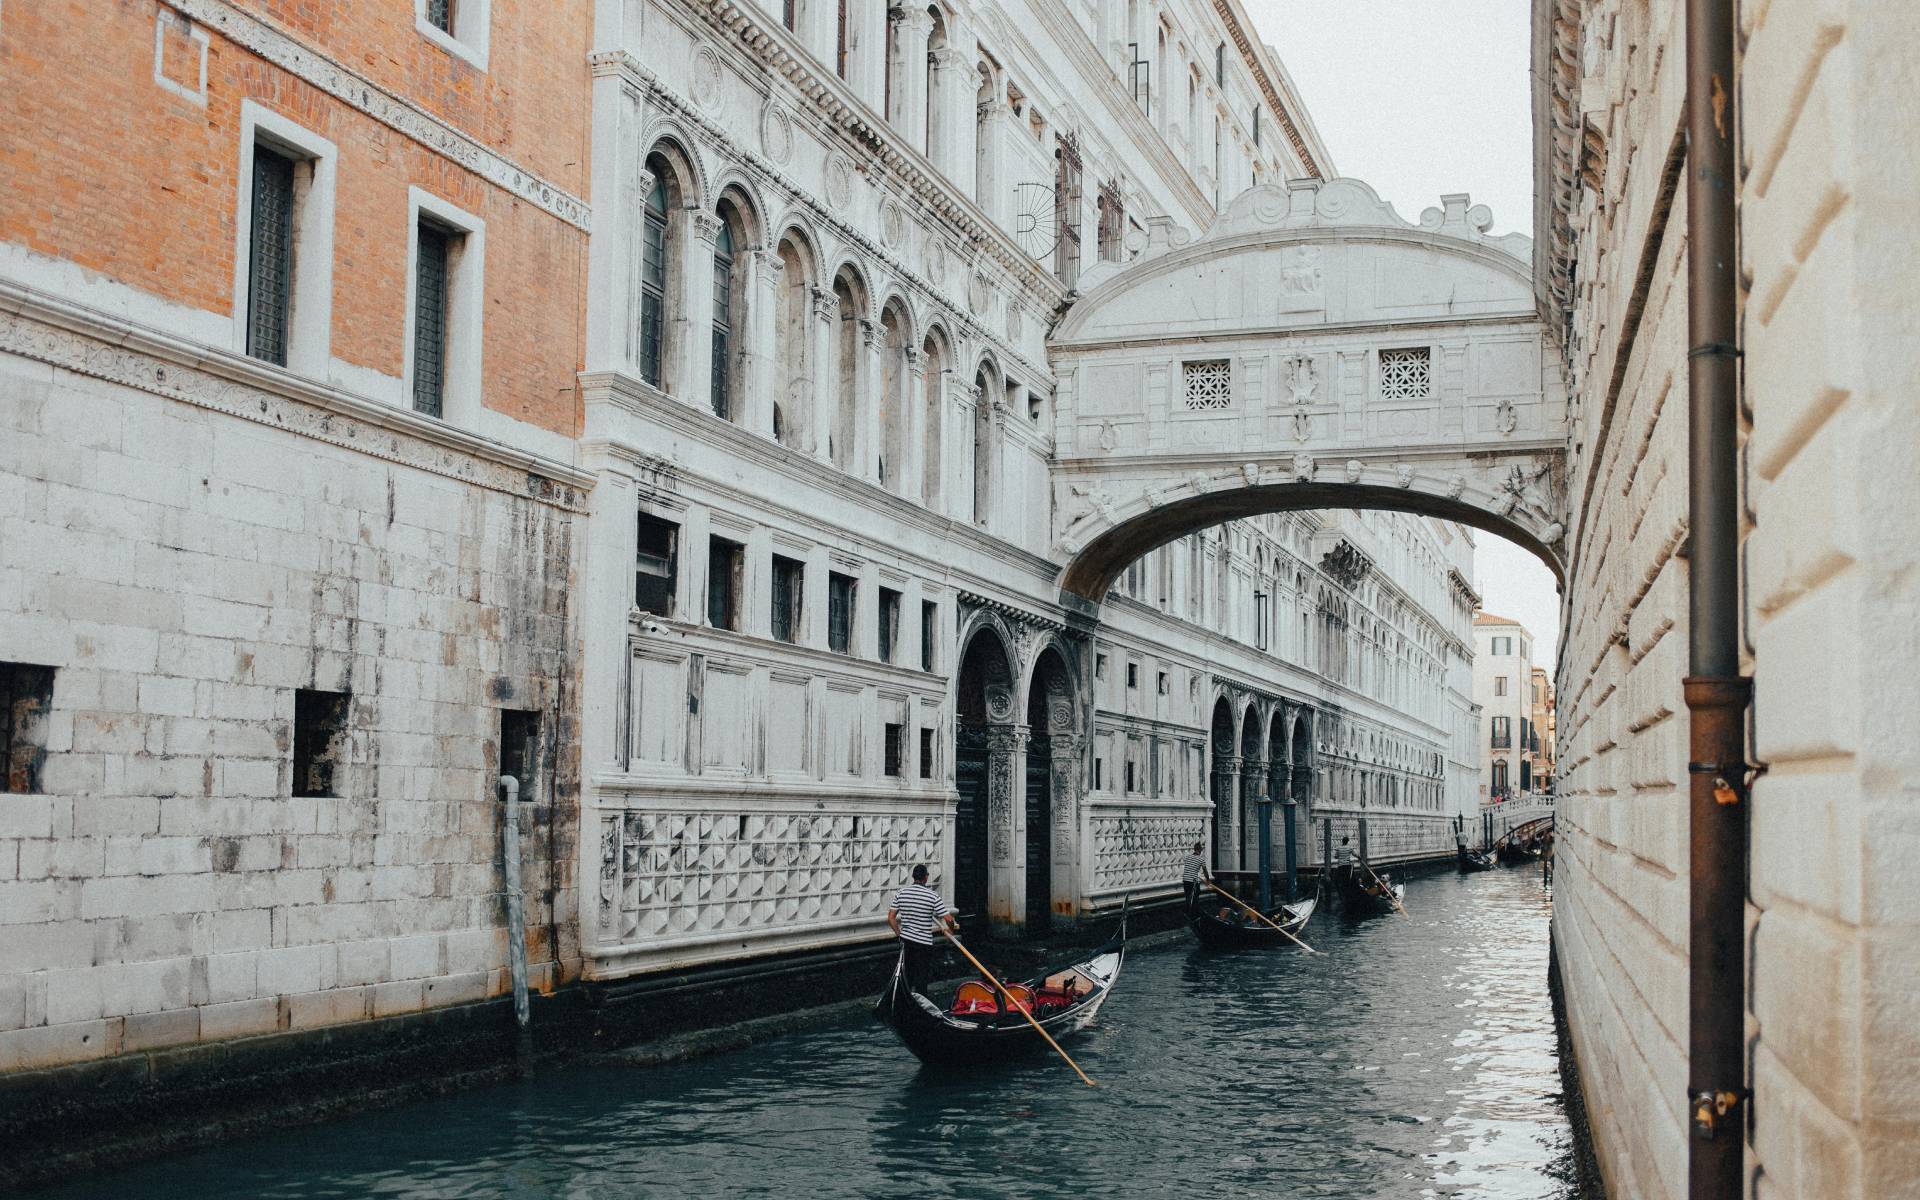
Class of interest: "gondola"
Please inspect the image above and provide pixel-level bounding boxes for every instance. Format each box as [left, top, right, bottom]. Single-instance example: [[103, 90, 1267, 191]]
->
[[1457, 845, 1496, 873], [1496, 841, 1540, 866], [1340, 867, 1404, 915], [1188, 893, 1318, 949], [872, 911, 1128, 1069]]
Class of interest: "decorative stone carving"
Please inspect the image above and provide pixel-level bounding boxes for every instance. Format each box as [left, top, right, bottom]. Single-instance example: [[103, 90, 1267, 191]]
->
[[1292, 452, 1315, 481], [926, 239, 949, 285], [1447, 474, 1466, 499], [1097, 422, 1118, 452], [810, 287, 839, 322], [1287, 355, 1318, 406], [759, 99, 794, 165], [691, 43, 723, 109], [1495, 396, 1518, 434], [825, 153, 855, 209], [1090, 815, 1208, 891], [1396, 464, 1414, 488], [879, 195, 906, 247], [1006, 303, 1023, 340], [1345, 459, 1363, 483], [984, 684, 1015, 723], [968, 269, 992, 316], [690, 212, 723, 245], [1279, 245, 1324, 296]]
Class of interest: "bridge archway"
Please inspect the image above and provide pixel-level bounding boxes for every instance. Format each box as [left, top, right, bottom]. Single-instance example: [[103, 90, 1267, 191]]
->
[[1047, 178, 1568, 606]]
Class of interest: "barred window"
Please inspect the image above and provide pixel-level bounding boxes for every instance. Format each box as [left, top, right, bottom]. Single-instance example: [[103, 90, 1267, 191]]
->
[[246, 146, 296, 366], [412, 221, 451, 418], [2, 663, 55, 795], [1378, 347, 1432, 400], [425, 0, 453, 33], [1182, 359, 1232, 410], [640, 171, 668, 387]]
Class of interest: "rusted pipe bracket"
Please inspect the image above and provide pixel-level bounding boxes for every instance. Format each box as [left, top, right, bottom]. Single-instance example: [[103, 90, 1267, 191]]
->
[[1689, 1088, 1746, 1141]]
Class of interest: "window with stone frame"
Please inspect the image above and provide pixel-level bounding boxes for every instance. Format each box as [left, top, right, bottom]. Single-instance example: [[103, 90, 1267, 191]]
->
[[1182, 359, 1232, 410], [636, 512, 678, 615], [878, 587, 902, 664], [1096, 180, 1126, 263], [707, 536, 744, 631], [770, 554, 804, 644], [1, 663, 55, 794], [1377, 346, 1432, 401], [828, 571, 857, 655]]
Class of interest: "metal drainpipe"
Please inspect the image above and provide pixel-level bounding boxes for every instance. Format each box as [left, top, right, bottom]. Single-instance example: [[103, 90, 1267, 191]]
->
[[500, 775, 534, 1075], [1682, 0, 1751, 1191]]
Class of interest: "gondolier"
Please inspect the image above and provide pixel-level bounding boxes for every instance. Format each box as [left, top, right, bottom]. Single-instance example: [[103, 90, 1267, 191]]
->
[[888, 864, 958, 995], [1180, 843, 1209, 910]]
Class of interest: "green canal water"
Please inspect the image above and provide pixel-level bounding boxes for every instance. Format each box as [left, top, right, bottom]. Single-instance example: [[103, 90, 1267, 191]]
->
[[45, 868, 1577, 1198]]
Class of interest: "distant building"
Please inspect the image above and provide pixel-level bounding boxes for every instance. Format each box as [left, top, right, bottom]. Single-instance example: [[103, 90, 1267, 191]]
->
[[1471, 612, 1537, 802], [1528, 666, 1554, 793]]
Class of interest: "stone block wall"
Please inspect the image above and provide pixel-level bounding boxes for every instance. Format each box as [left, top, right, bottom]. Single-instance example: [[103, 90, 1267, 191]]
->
[[0, 310, 585, 1072], [1547, 0, 1920, 1196]]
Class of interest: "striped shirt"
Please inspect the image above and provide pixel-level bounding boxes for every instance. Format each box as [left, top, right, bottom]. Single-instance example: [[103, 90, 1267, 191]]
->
[[891, 883, 953, 945], [1180, 853, 1207, 884]]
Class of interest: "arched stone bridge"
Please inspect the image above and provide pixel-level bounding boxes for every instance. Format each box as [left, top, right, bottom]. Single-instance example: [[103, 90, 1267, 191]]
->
[[1046, 178, 1568, 606]]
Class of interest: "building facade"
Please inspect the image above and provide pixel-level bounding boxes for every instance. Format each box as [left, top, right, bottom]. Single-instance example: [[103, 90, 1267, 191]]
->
[[0, 0, 1476, 1091], [1539, 0, 1920, 1195], [1527, 665, 1553, 793], [1471, 611, 1535, 802]]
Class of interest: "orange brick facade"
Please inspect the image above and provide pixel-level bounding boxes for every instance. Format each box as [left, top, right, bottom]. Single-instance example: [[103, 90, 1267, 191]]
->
[[0, 0, 590, 436]]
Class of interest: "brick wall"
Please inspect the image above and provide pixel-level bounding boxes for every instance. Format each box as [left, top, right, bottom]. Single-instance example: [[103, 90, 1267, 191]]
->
[[0, 0, 588, 436], [1550, 0, 1920, 1196]]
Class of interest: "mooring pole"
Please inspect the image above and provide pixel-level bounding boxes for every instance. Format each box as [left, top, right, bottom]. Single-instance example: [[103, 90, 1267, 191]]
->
[[499, 775, 533, 1075], [1358, 816, 1370, 870], [1256, 798, 1274, 910], [1282, 795, 1299, 903], [1683, 0, 1750, 1188], [1322, 818, 1333, 892]]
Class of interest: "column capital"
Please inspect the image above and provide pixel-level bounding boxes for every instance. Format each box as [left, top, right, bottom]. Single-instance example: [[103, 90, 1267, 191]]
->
[[859, 317, 884, 348], [690, 211, 723, 245], [811, 287, 840, 321], [930, 46, 970, 72], [984, 723, 1030, 754]]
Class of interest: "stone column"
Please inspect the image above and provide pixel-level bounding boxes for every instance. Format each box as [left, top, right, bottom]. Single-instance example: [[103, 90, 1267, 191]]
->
[[1290, 763, 1314, 898], [984, 723, 1028, 936], [1241, 754, 1267, 879], [747, 248, 781, 439], [902, 346, 926, 507], [809, 286, 838, 464], [927, 46, 971, 183], [1212, 753, 1241, 874], [1047, 729, 1084, 930], [888, 7, 934, 154], [857, 317, 883, 485], [975, 99, 1009, 227], [680, 210, 721, 413]]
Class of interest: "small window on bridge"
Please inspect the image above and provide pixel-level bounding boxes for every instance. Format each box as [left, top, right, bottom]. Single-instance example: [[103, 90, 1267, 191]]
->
[[1182, 360, 1232, 410], [1377, 347, 1432, 401]]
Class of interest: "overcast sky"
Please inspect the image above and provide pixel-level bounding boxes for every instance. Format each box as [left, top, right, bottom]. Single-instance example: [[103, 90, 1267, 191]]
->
[[1245, 0, 1563, 665]]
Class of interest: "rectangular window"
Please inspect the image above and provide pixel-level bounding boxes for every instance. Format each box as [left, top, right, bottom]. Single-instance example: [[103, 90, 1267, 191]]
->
[[1490, 716, 1512, 749], [1378, 346, 1433, 401], [1254, 589, 1268, 649], [836, 0, 849, 78], [878, 587, 902, 664], [711, 233, 733, 419], [1157, 671, 1170, 696], [1491, 636, 1512, 656], [498, 708, 539, 802], [1253, 106, 1261, 147], [1, 663, 56, 795], [707, 537, 744, 631], [1095, 654, 1109, 681], [1093, 757, 1105, 790], [920, 600, 938, 672], [412, 221, 451, 417], [1126, 662, 1139, 690], [1097, 180, 1125, 263], [636, 513, 678, 615], [1214, 41, 1225, 85], [1494, 676, 1508, 697], [884, 723, 905, 777], [246, 146, 296, 366], [1124, 760, 1136, 792], [1182, 359, 1232, 410], [771, 555, 804, 644], [783, 0, 796, 30], [828, 571, 856, 655], [292, 689, 351, 798], [919, 728, 936, 779], [640, 199, 667, 387]]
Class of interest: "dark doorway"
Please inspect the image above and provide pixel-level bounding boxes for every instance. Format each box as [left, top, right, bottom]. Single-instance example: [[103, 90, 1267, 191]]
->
[[1209, 697, 1235, 871], [953, 629, 1011, 923]]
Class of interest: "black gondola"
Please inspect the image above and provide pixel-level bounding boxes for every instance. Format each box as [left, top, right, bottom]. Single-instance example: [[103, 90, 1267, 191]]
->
[[1496, 842, 1540, 866], [1188, 894, 1318, 949], [1340, 867, 1404, 915], [1457, 846, 1495, 872], [872, 912, 1128, 1069]]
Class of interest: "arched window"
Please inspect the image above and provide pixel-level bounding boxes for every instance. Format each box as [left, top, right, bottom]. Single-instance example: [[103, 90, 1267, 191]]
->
[[920, 330, 945, 508], [774, 233, 814, 450], [830, 268, 865, 472], [710, 218, 734, 419], [1491, 759, 1509, 797], [640, 165, 670, 388]]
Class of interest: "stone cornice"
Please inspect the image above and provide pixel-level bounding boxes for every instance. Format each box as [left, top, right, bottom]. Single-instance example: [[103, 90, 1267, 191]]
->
[[579, 369, 1063, 579], [957, 591, 1068, 636], [0, 278, 594, 509], [1205, 0, 1324, 177], [170, 0, 589, 230]]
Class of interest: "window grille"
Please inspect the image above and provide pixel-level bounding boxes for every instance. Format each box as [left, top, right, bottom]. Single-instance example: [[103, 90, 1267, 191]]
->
[[1097, 180, 1124, 263], [640, 173, 668, 387], [1053, 135, 1083, 288], [1378, 347, 1432, 401], [771, 555, 804, 644], [828, 572, 856, 655], [426, 0, 454, 33], [1182, 359, 1232, 410], [412, 222, 450, 418], [246, 146, 296, 366], [711, 219, 734, 419]]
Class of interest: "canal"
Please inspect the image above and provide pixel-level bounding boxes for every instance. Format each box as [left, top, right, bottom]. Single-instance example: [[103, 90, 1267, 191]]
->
[[44, 868, 1576, 1199]]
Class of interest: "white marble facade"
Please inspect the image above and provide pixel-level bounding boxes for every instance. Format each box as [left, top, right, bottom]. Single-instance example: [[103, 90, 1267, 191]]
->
[[572, 0, 1488, 974]]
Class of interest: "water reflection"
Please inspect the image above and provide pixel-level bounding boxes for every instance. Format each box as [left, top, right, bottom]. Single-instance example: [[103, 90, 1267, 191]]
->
[[42, 870, 1574, 1199]]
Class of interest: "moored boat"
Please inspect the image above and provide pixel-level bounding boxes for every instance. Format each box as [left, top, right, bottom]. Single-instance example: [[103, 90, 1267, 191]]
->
[[1457, 846, 1495, 872], [1188, 894, 1318, 949], [1340, 868, 1404, 915], [872, 913, 1128, 1069]]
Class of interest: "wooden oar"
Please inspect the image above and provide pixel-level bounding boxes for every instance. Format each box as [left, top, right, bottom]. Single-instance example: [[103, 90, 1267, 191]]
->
[[939, 927, 1097, 1087], [1363, 863, 1410, 917], [1206, 881, 1319, 954]]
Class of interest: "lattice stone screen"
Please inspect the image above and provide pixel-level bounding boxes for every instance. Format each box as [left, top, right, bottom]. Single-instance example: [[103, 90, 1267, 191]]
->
[[1181, 359, 1232, 410], [597, 808, 945, 945], [1090, 813, 1207, 891], [1377, 347, 1432, 400]]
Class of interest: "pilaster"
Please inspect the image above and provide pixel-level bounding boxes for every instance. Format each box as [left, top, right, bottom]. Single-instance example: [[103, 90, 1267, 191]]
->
[[983, 722, 1029, 934]]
